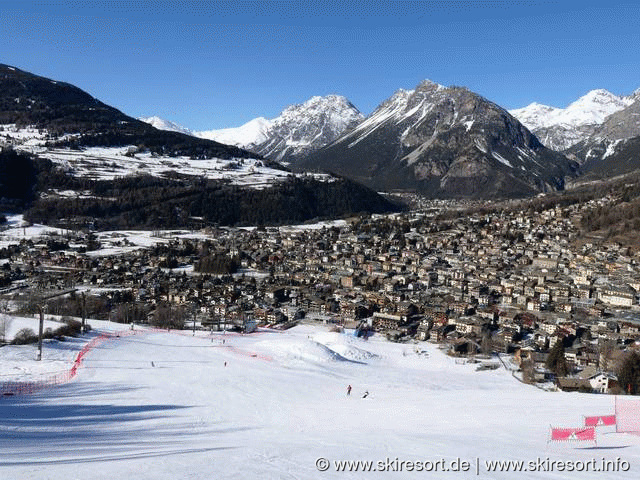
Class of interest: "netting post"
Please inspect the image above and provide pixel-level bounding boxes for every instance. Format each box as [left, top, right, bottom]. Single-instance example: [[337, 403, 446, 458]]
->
[[36, 305, 44, 361]]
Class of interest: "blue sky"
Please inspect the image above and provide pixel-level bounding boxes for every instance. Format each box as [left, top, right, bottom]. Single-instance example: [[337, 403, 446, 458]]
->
[[1, 0, 639, 130]]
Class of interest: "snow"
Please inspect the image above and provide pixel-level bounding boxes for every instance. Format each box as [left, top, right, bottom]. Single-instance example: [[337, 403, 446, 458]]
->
[[278, 219, 347, 233], [138, 116, 193, 136], [0, 124, 48, 147], [1, 323, 639, 479], [197, 117, 272, 146], [474, 138, 488, 154], [602, 139, 624, 159], [510, 90, 634, 131], [492, 151, 513, 168], [0, 214, 71, 248], [346, 89, 413, 147], [0, 317, 124, 381], [192, 95, 363, 160], [21, 145, 294, 189]]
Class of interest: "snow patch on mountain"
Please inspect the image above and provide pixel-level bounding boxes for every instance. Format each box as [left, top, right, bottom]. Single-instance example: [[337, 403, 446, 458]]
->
[[347, 89, 414, 147], [492, 151, 513, 168], [602, 139, 624, 159]]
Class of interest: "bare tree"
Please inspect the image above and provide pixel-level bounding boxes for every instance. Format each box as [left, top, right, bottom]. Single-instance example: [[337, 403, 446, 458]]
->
[[150, 303, 186, 329], [598, 339, 616, 372], [521, 358, 535, 384]]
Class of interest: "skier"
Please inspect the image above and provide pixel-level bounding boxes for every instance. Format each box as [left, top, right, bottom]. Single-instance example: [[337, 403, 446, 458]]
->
[[347, 384, 352, 396], [362, 390, 369, 399]]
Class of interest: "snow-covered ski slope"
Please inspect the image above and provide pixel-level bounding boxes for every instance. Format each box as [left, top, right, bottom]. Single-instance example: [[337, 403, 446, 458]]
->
[[2, 324, 639, 479]]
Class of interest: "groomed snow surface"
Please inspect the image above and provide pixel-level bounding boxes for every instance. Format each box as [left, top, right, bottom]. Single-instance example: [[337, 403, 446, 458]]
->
[[2, 324, 639, 479]]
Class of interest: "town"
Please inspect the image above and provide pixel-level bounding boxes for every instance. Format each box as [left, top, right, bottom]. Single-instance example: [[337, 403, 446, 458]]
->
[[2, 191, 640, 396]]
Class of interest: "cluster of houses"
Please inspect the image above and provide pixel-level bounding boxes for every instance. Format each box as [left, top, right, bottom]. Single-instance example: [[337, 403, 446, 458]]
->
[[2, 193, 640, 394]]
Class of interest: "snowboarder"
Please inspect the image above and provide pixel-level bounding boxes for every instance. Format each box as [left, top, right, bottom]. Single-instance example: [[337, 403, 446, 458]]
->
[[224, 361, 227, 367], [347, 384, 352, 396], [362, 390, 369, 399]]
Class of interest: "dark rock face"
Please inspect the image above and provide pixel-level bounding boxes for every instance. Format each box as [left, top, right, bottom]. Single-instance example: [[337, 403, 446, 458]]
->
[[301, 81, 577, 198]]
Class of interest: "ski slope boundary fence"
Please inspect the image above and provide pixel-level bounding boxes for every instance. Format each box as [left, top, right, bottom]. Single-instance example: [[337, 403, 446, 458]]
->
[[0, 330, 139, 397], [615, 396, 640, 433]]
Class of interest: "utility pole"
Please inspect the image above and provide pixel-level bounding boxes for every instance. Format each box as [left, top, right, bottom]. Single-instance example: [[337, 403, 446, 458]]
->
[[33, 288, 78, 361], [36, 304, 44, 361], [81, 292, 86, 334]]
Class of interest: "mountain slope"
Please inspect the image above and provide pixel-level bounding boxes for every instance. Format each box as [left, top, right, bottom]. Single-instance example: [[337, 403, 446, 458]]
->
[[300, 80, 578, 198], [198, 117, 272, 148], [0, 63, 254, 160], [0, 64, 400, 226], [565, 91, 640, 177], [509, 89, 634, 151], [138, 116, 193, 136], [197, 95, 364, 164]]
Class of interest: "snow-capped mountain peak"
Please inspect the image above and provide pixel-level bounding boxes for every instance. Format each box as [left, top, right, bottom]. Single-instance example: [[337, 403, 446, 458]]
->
[[562, 89, 633, 126], [274, 95, 362, 139], [195, 95, 364, 163], [509, 103, 562, 129], [511, 89, 631, 131], [197, 117, 272, 147], [302, 80, 576, 198], [138, 116, 193, 136], [509, 89, 634, 150]]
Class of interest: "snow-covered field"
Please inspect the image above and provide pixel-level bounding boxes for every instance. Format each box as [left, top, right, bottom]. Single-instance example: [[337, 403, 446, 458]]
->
[[1, 324, 639, 479], [3, 123, 335, 191], [0, 318, 125, 381], [35, 146, 294, 187], [16, 140, 333, 190], [0, 213, 70, 248]]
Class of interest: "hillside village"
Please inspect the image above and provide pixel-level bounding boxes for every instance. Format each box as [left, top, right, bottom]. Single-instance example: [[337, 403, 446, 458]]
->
[[2, 193, 640, 395]]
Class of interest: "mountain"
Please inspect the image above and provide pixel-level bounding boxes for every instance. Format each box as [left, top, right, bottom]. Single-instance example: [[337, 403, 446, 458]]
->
[[509, 89, 634, 151], [0, 63, 255, 160], [0, 64, 399, 226], [196, 95, 364, 164], [198, 117, 271, 148], [299, 80, 578, 198], [565, 91, 640, 178], [138, 116, 193, 136], [589, 89, 640, 141]]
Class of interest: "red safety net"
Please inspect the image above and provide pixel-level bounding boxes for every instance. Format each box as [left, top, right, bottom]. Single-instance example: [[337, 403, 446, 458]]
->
[[584, 415, 616, 427], [550, 426, 596, 442], [615, 397, 640, 433]]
